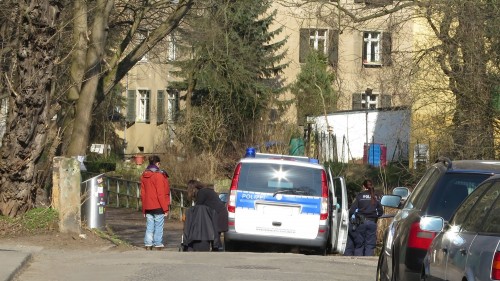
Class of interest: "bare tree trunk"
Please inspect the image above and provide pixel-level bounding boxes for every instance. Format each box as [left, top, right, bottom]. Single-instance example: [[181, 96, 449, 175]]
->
[[65, 0, 195, 157], [440, 2, 495, 159], [66, 0, 114, 157], [0, 0, 63, 217]]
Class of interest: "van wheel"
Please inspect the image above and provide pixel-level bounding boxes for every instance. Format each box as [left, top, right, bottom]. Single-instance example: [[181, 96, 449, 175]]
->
[[318, 244, 330, 256], [320, 247, 327, 256], [224, 239, 238, 252]]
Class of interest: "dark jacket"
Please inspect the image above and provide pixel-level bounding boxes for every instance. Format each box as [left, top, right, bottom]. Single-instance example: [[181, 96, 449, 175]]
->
[[349, 190, 383, 220], [183, 205, 219, 247], [196, 188, 228, 232], [140, 165, 170, 214]]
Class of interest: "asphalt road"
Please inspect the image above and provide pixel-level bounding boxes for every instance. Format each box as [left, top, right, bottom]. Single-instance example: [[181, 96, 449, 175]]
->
[[14, 249, 378, 281], [12, 207, 378, 281]]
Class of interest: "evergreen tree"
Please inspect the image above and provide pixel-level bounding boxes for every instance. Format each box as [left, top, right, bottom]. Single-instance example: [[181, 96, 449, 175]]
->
[[291, 50, 337, 125], [173, 0, 288, 152]]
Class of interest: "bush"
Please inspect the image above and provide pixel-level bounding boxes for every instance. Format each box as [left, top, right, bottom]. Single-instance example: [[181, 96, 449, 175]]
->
[[83, 161, 116, 173], [325, 161, 419, 203]]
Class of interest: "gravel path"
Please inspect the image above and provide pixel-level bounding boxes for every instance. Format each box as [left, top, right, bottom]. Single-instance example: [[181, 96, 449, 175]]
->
[[106, 207, 184, 251]]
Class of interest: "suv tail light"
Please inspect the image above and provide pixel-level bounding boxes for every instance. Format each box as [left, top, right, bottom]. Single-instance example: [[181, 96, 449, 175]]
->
[[408, 221, 436, 249], [493, 251, 500, 280], [320, 170, 328, 220], [227, 163, 241, 213]]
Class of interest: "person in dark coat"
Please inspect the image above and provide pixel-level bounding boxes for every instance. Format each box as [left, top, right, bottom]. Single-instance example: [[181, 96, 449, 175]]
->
[[186, 180, 228, 250], [183, 204, 218, 251], [344, 179, 383, 256]]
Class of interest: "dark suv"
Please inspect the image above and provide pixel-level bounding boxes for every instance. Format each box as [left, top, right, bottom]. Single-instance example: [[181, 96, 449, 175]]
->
[[376, 157, 500, 281]]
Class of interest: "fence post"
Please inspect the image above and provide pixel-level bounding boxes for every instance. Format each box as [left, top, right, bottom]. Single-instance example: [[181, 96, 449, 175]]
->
[[106, 177, 111, 206], [180, 192, 184, 221], [136, 182, 141, 211], [126, 181, 130, 208], [116, 180, 120, 207], [52, 157, 81, 234]]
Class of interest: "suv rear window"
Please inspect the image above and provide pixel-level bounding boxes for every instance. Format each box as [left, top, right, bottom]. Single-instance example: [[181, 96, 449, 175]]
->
[[425, 173, 492, 220], [237, 163, 322, 196]]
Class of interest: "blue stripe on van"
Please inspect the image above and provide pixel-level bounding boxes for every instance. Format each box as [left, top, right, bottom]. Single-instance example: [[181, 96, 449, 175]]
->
[[236, 190, 321, 214]]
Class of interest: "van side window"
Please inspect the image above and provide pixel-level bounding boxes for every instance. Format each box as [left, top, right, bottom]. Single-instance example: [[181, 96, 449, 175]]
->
[[333, 178, 343, 209]]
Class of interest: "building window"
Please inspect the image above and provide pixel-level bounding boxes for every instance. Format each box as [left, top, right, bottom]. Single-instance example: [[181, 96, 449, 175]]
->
[[126, 90, 136, 122], [138, 90, 150, 122], [363, 92, 378, 109], [157, 90, 165, 123], [363, 32, 381, 65], [126, 89, 150, 123], [362, 31, 392, 67], [167, 34, 176, 61], [352, 91, 391, 110], [309, 29, 328, 54], [167, 89, 179, 121], [299, 28, 339, 67], [137, 32, 149, 63]]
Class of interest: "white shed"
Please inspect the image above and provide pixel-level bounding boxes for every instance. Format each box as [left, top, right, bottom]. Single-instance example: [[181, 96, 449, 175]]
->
[[310, 107, 411, 164]]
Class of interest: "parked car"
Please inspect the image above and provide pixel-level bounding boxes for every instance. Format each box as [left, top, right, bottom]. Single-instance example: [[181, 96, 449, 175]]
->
[[376, 157, 500, 281], [224, 149, 349, 255], [218, 192, 228, 205], [421, 174, 500, 281]]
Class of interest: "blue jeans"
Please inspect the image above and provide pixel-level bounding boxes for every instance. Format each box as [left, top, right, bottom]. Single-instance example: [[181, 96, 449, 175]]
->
[[144, 213, 165, 246]]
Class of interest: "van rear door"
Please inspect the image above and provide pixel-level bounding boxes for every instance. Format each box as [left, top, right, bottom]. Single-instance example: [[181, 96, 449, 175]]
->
[[330, 175, 348, 254]]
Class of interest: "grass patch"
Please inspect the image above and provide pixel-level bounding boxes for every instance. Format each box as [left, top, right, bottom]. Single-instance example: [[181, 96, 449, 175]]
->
[[91, 226, 133, 247], [0, 207, 59, 236], [21, 208, 58, 231]]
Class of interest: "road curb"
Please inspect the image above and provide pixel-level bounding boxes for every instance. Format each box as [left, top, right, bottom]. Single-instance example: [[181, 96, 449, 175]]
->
[[0, 249, 32, 281]]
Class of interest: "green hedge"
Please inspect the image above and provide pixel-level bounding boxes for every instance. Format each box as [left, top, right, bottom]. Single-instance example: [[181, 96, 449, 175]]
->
[[83, 161, 116, 173]]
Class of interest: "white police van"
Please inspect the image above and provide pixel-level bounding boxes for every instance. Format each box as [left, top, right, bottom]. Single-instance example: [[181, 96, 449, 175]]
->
[[224, 149, 348, 254]]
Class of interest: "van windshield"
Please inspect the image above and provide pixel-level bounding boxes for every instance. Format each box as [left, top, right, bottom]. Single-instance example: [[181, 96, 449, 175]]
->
[[237, 163, 323, 196]]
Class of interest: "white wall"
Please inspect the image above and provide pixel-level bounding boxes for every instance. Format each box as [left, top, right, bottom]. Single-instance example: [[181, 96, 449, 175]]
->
[[312, 107, 411, 163]]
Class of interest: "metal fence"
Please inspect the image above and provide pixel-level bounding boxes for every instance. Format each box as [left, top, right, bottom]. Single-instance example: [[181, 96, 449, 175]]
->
[[83, 172, 190, 220], [316, 132, 337, 163]]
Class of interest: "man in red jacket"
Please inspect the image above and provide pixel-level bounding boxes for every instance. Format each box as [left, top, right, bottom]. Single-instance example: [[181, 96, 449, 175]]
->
[[140, 155, 170, 250]]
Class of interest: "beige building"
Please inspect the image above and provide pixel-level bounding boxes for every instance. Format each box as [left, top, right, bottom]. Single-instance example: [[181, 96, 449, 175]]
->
[[273, 1, 416, 116], [271, 1, 422, 163], [119, 1, 444, 163], [116, 38, 180, 156]]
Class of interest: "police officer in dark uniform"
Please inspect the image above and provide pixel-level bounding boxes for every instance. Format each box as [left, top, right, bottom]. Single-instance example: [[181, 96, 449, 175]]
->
[[344, 179, 383, 256]]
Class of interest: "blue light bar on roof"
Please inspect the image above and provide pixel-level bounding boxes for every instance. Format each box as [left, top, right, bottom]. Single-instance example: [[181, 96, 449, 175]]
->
[[244, 148, 320, 164], [245, 147, 256, 158]]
